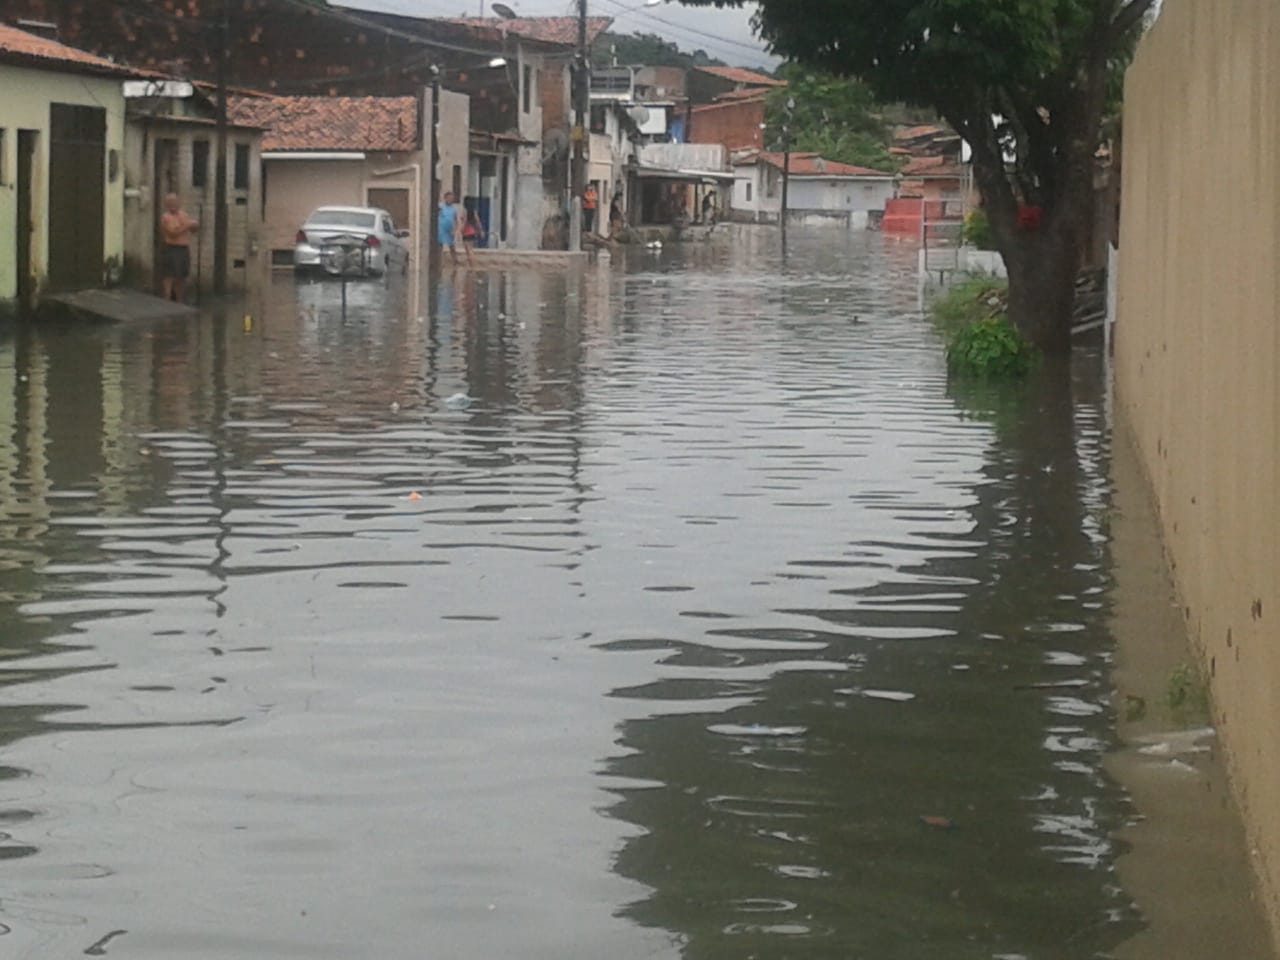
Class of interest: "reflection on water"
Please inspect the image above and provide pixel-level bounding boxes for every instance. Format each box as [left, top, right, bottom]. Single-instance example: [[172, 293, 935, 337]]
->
[[0, 230, 1138, 958]]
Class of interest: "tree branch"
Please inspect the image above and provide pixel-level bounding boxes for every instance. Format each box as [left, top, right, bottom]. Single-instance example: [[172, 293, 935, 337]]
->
[[1109, 0, 1157, 41]]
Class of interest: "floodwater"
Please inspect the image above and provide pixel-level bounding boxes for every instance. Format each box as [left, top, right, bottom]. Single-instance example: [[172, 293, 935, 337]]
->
[[0, 229, 1266, 959]]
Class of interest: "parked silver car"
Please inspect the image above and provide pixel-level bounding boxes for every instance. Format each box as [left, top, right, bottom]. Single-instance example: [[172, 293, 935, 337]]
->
[[294, 206, 410, 276]]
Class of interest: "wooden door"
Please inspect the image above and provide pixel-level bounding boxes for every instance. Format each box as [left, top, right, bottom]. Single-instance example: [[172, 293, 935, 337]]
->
[[47, 103, 106, 292], [15, 130, 37, 309]]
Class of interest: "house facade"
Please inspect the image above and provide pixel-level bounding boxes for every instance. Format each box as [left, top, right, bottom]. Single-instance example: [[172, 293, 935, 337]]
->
[[229, 91, 468, 269], [123, 88, 264, 295], [731, 152, 897, 227], [0, 25, 136, 312]]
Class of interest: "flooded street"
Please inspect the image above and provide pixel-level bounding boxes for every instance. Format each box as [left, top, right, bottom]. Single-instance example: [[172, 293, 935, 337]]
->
[[0, 230, 1264, 959]]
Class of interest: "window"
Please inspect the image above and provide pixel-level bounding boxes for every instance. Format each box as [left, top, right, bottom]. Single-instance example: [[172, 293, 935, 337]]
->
[[452, 165, 462, 201], [589, 104, 607, 135], [745, 181, 752, 203], [0, 129, 7, 186], [382, 216, 394, 235], [522, 64, 532, 114], [233, 143, 250, 190], [192, 139, 209, 188]]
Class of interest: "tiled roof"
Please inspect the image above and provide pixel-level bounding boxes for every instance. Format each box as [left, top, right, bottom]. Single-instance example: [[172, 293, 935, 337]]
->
[[712, 87, 771, 103], [691, 95, 767, 114], [0, 22, 150, 76], [444, 16, 612, 47], [901, 155, 965, 178], [744, 151, 894, 178], [694, 65, 784, 87], [894, 124, 948, 141], [228, 95, 419, 151]]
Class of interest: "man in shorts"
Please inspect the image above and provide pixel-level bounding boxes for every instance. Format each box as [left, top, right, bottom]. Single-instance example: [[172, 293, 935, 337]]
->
[[159, 193, 199, 302]]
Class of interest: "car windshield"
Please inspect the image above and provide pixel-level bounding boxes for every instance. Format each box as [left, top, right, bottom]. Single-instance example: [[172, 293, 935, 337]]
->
[[307, 210, 377, 229]]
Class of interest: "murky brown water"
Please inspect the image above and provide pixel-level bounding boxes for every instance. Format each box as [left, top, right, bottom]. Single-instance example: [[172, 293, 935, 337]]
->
[[0, 230, 1257, 958]]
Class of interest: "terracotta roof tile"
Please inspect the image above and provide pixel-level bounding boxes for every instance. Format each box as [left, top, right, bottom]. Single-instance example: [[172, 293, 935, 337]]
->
[[228, 95, 419, 151], [443, 16, 612, 47], [894, 123, 948, 140], [0, 22, 152, 76], [694, 65, 784, 87], [712, 87, 771, 103], [691, 95, 767, 115], [900, 155, 965, 177], [743, 151, 894, 178]]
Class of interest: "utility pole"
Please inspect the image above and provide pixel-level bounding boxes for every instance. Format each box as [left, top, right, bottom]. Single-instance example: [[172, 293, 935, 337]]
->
[[779, 95, 795, 243], [213, 0, 230, 295], [569, 0, 587, 252], [428, 66, 441, 273]]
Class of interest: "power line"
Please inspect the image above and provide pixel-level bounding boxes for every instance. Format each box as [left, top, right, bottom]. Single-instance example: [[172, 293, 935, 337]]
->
[[597, 0, 767, 57]]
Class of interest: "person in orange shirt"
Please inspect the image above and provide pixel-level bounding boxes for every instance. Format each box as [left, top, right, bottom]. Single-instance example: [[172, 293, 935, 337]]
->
[[159, 193, 199, 303], [583, 183, 598, 235]]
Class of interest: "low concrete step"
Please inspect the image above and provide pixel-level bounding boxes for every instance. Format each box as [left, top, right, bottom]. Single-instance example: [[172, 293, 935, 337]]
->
[[42, 288, 197, 323]]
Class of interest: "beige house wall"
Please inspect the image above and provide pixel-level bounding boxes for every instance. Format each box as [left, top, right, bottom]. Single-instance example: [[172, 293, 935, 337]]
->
[[1115, 0, 1280, 941], [0, 64, 127, 306], [122, 116, 263, 294], [262, 159, 368, 256]]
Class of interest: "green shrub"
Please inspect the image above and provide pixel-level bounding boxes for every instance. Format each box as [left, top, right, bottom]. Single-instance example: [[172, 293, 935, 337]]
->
[[930, 275, 1007, 332], [962, 210, 997, 250], [930, 276, 1037, 379], [946, 316, 1037, 378]]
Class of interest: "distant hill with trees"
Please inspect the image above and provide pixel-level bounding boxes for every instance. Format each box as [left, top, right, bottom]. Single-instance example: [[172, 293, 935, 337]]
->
[[592, 31, 733, 69]]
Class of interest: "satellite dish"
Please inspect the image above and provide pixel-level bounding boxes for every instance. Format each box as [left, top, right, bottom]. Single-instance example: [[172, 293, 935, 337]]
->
[[492, 2, 517, 18], [628, 105, 650, 125]]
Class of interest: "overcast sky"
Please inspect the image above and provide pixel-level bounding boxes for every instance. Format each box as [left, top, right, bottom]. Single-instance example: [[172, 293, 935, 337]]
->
[[339, 0, 772, 67]]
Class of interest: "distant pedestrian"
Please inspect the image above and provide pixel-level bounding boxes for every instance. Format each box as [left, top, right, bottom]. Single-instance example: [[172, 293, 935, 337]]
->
[[609, 197, 623, 236], [583, 183, 599, 235], [460, 202, 480, 267], [438, 191, 461, 265], [159, 193, 199, 303], [702, 190, 717, 224]]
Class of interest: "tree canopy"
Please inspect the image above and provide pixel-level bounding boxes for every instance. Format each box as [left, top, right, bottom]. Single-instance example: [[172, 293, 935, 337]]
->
[[680, 0, 1157, 351], [763, 66, 900, 172], [592, 31, 726, 69]]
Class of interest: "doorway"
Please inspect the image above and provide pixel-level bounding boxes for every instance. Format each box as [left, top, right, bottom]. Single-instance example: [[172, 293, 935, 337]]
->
[[47, 103, 106, 292], [15, 129, 37, 309]]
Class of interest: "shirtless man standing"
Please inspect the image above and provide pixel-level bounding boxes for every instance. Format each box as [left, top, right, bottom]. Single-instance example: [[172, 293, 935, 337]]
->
[[159, 193, 199, 302]]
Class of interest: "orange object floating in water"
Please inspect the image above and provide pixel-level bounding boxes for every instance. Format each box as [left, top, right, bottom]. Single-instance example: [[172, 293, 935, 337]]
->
[[920, 815, 955, 829], [407, 492, 422, 501]]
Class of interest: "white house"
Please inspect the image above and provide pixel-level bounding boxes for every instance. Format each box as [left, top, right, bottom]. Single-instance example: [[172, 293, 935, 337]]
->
[[731, 151, 898, 228]]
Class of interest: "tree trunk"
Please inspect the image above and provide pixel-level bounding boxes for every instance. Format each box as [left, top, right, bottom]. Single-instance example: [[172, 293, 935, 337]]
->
[[1002, 227, 1080, 355]]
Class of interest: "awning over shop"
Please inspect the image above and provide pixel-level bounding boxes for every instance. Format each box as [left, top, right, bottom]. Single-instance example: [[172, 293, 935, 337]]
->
[[635, 165, 734, 184]]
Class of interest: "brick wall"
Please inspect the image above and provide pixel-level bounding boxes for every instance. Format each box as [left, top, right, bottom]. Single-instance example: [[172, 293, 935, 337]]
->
[[689, 99, 765, 153]]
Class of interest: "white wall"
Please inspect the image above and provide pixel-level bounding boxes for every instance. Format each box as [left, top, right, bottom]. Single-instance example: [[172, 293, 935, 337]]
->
[[642, 142, 727, 172], [512, 42, 545, 250], [788, 177, 895, 213]]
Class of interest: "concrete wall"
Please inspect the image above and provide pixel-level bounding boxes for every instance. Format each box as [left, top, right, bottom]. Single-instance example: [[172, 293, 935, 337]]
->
[[0, 64, 126, 307], [122, 117, 262, 294], [788, 177, 896, 215], [261, 159, 366, 255], [1115, 0, 1280, 941], [512, 44, 546, 251]]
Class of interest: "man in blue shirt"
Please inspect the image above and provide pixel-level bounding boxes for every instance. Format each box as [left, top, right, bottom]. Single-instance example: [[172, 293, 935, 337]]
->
[[438, 191, 460, 265]]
